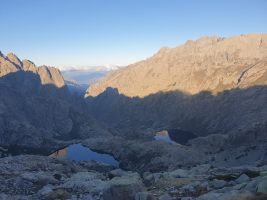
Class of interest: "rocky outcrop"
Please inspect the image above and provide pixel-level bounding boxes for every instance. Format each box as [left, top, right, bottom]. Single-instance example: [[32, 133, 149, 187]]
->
[[37, 65, 65, 88], [6, 53, 23, 69], [22, 59, 38, 73], [0, 53, 19, 76], [1, 155, 267, 200], [0, 155, 145, 200], [82, 136, 206, 173]]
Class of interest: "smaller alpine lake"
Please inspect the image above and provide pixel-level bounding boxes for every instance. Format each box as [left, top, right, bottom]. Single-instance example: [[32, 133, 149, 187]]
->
[[49, 144, 120, 167]]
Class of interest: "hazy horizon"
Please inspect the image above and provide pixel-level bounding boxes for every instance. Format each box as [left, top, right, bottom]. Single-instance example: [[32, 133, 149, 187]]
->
[[0, 0, 267, 70]]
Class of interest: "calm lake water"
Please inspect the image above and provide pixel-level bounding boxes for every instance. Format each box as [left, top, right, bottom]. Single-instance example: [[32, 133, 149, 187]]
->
[[49, 144, 119, 167]]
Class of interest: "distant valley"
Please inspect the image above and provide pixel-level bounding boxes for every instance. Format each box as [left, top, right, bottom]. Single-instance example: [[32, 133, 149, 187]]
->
[[62, 66, 121, 96]]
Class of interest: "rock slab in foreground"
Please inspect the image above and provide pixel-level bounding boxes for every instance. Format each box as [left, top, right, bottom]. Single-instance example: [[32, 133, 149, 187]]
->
[[1, 155, 267, 200]]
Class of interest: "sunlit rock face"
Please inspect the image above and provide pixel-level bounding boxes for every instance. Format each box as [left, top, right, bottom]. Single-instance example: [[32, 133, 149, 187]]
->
[[0, 52, 65, 88], [6, 53, 23, 69], [37, 65, 65, 88], [87, 34, 267, 98], [0, 53, 20, 77], [22, 59, 38, 73]]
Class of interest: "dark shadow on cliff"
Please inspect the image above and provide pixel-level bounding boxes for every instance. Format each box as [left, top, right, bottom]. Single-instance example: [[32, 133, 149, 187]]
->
[[85, 85, 267, 145], [0, 71, 104, 154]]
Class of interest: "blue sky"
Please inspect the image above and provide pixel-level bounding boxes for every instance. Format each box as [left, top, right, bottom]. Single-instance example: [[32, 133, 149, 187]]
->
[[0, 0, 266, 69]]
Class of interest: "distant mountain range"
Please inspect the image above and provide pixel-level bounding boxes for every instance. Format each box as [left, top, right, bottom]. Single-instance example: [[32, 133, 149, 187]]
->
[[62, 65, 122, 96], [64, 79, 89, 96], [62, 65, 122, 85]]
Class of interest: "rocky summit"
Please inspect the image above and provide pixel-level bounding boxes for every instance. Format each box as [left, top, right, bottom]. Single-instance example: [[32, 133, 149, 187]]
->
[[0, 34, 267, 200]]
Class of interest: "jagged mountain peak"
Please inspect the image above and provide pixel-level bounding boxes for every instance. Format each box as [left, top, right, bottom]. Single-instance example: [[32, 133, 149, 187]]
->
[[6, 52, 22, 69], [22, 59, 37, 73], [37, 65, 65, 88], [0, 52, 65, 88]]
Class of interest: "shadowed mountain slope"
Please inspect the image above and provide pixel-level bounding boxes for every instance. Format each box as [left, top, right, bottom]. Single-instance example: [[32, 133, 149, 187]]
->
[[0, 52, 108, 152], [86, 86, 267, 140]]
